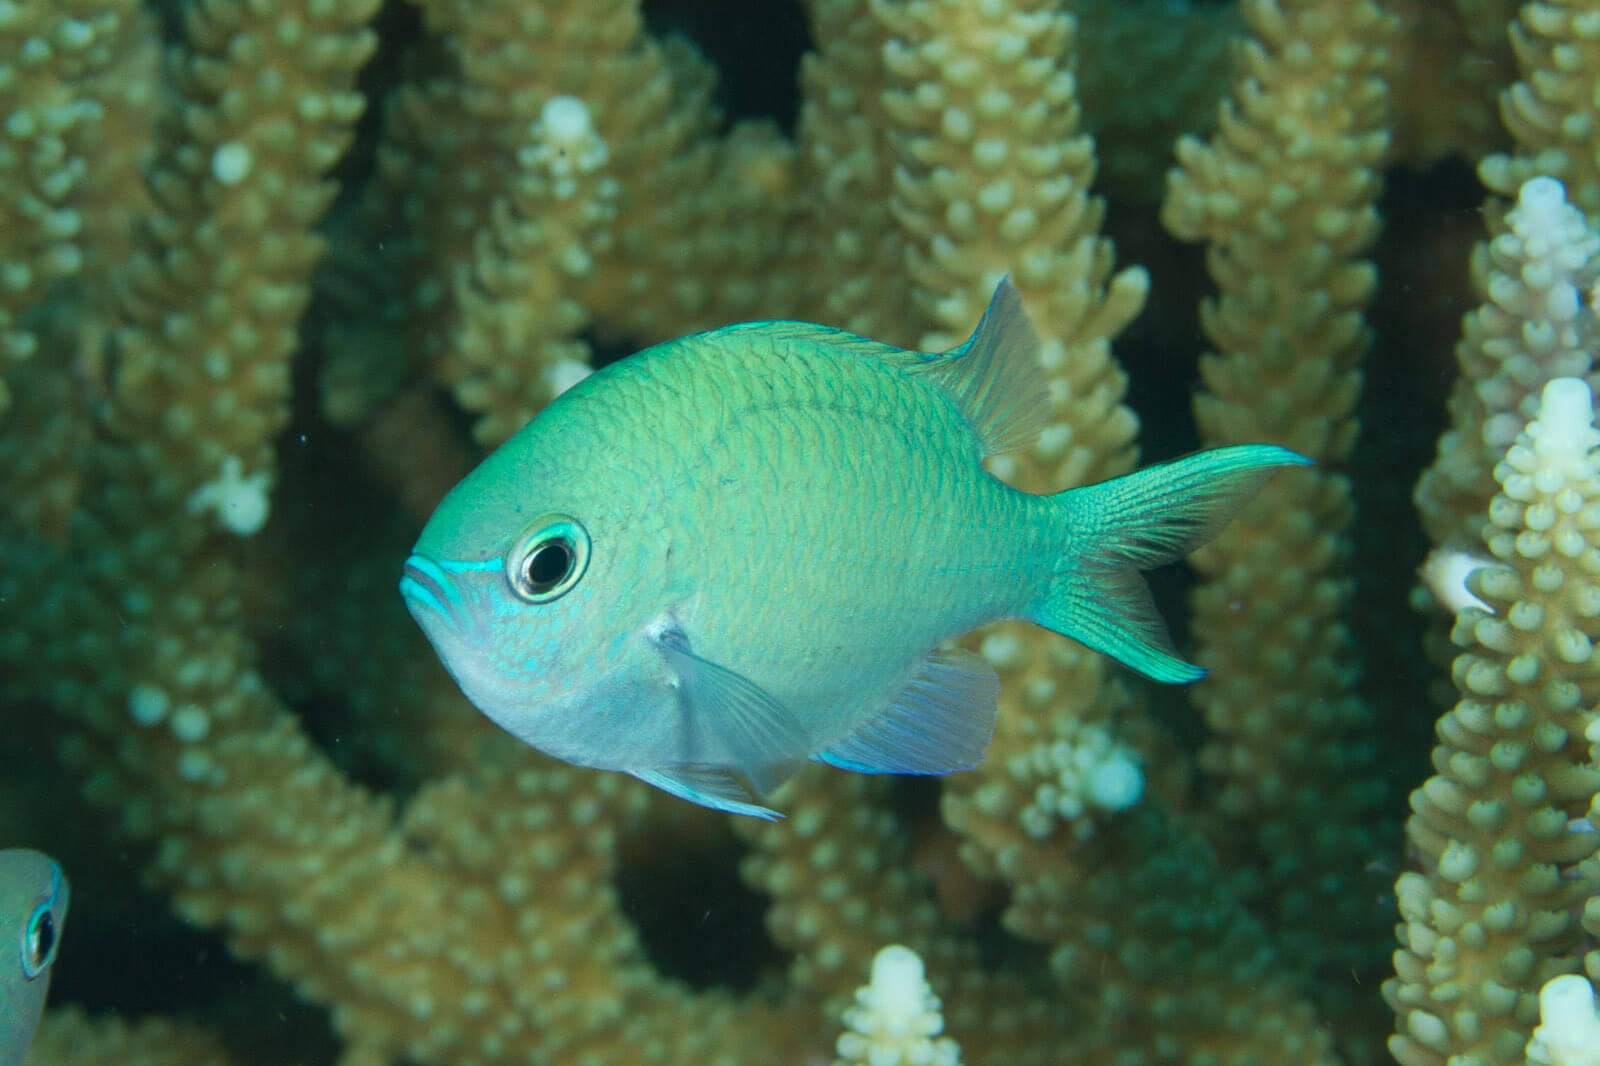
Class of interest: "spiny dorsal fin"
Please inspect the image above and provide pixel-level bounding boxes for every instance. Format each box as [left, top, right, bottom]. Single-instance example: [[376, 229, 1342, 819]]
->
[[907, 277, 1050, 458], [717, 319, 905, 361]]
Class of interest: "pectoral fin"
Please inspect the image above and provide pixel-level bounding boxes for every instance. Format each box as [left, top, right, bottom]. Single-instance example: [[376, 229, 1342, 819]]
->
[[653, 627, 809, 797], [815, 645, 998, 775]]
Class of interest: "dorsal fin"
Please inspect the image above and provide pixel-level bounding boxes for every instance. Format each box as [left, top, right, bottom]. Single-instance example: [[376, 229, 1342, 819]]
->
[[716, 318, 905, 360], [907, 277, 1050, 457]]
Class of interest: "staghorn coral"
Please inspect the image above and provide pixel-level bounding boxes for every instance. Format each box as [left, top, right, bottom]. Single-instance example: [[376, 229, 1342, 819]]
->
[[1415, 177, 1600, 557], [0, 2, 1597, 1066], [26, 1007, 238, 1066], [1479, 0, 1600, 220], [1387, 377, 1600, 1066], [1395, 9, 1600, 1060], [1163, 2, 1399, 1055], [0, 1, 140, 415]]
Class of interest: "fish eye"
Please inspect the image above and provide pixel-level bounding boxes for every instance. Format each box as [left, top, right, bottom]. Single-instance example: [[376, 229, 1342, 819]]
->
[[22, 903, 57, 978], [506, 515, 590, 603]]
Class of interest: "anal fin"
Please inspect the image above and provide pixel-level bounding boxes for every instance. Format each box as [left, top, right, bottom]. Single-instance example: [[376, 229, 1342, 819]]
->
[[815, 645, 998, 775]]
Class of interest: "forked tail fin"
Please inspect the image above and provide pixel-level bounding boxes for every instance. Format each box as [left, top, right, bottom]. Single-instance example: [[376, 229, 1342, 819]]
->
[[1033, 444, 1310, 683]]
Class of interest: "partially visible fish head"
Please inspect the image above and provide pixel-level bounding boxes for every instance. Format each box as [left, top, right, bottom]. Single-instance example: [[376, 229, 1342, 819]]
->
[[401, 434, 679, 767], [1, 848, 67, 1066]]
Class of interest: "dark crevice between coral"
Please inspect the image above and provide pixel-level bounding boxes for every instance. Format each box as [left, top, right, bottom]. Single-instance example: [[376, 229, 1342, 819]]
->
[[644, 0, 811, 135], [613, 817, 787, 992], [584, 327, 642, 373], [1359, 156, 1480, 765], [327, 0, 430, 221], [251, 371, 449, 799]]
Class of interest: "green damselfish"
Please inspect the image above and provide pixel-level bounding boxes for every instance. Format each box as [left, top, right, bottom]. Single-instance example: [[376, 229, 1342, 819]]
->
[[402, 279, 1305, 818], [1, 849, 66, 1066]]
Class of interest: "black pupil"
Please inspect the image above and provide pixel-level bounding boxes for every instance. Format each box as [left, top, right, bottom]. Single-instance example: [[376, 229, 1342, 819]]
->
[[525, 541, 572, 591], [30, 911, 54, 965]]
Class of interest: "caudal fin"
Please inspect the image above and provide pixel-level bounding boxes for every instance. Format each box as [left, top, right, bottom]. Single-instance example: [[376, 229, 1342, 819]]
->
[[1034, 445, 1310, 683]]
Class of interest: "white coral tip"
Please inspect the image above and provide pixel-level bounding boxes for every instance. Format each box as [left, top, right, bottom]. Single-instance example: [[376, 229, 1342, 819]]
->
[[1539, 378, 1594, 437], [187, 455, 272, 536], [1419, 547, 1493, 614], [1527, 975, 1600, 1066], [865, 946, 928, 1019], [1086, 750, 1143, 811], [836, 945, 961, 1066]]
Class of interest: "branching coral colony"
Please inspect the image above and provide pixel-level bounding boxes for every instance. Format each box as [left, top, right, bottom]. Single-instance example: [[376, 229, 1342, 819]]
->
[[1, 2, 1599, 1066]]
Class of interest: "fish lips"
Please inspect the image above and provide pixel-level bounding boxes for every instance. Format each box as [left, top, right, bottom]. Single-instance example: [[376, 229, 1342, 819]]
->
[[400, 554, 457, 624], [400, 554, 489, 650]]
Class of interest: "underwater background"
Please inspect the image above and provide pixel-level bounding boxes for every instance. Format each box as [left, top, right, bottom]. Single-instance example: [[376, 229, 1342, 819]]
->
[[1, 0, 1596, 1064]]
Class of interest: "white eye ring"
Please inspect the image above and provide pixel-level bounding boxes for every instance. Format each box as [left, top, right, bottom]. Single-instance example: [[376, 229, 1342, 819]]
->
[[505, 515, 590, 603]]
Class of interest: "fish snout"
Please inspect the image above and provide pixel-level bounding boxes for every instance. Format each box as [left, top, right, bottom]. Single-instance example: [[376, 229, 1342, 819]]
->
[[400, 554, 459, 623]]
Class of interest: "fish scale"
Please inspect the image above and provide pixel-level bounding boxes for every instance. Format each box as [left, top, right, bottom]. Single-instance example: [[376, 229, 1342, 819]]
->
[[622, 333, 1038, 710]]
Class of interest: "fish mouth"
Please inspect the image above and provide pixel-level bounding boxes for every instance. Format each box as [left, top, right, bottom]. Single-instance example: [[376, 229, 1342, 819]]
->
[[400, 554, 458, 623]]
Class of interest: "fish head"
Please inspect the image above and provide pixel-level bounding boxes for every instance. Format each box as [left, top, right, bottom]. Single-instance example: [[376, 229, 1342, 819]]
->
[[401, 420, 678, 764], [1, 849, 67, 1066]]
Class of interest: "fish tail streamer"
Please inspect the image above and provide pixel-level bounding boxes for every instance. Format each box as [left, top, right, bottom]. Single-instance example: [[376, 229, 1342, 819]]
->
[[1033, 444, 1310, 683]]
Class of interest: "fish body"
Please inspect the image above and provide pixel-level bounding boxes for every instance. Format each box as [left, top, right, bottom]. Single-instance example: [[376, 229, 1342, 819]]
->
[[0, 849, 66, 1066], [403, 280, 1304, 817]]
